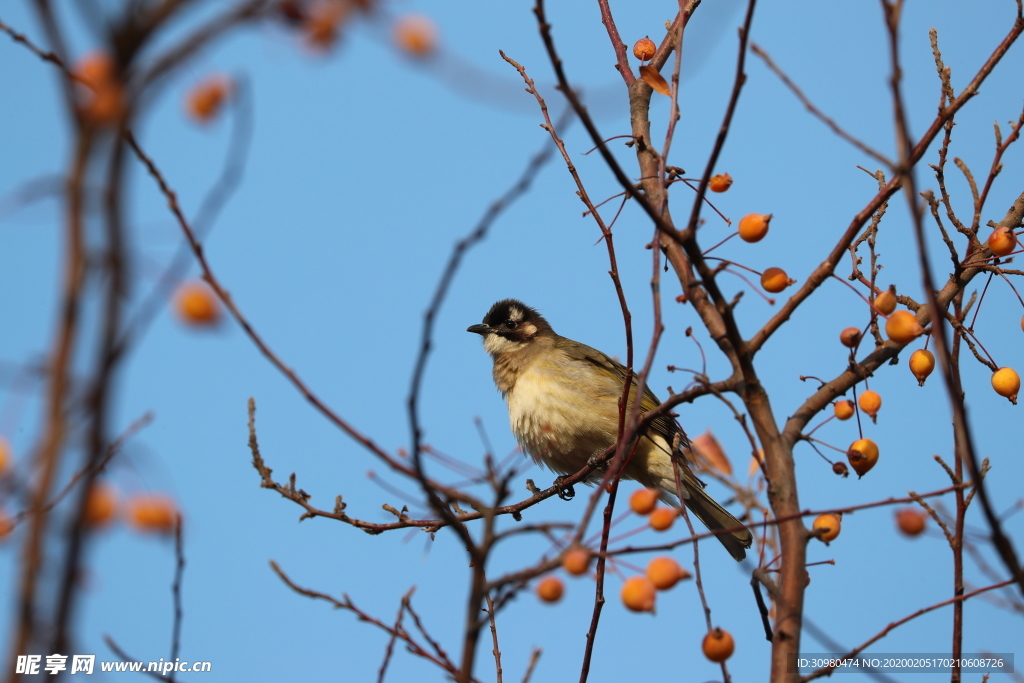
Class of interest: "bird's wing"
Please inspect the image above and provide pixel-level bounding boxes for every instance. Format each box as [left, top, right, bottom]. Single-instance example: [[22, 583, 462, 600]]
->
[[558, 339, 689, 455]]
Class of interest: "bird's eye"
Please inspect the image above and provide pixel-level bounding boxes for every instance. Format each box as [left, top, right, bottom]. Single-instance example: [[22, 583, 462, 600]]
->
[[504, 320, 517, 330]]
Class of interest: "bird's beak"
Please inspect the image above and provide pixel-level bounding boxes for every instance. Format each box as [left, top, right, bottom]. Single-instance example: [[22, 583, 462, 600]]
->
[[467, 323, 490, 335]]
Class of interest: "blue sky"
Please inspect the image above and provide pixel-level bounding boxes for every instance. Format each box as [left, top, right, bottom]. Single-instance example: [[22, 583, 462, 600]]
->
[[2, 0, 1023, 680]]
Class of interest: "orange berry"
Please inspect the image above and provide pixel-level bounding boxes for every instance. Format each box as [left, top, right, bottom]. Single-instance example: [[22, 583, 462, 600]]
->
[[175, 281, 221, 326], [536, 576, 564, 603], [874, 288, 897, 315], [991, 367, 1020, 403], [812, 513, 841, 542], [847, 438, 879, 477], [83, 83, 125, 126], [629, 487, 659, 515], [858, 390, 882, 418], [987, 226, 1017, 257], [632, 37, 656, 61], [833, 400, 854, 421], [909, 349, 935, 386], [304, 0, 348, 51], [126, 494, 178, 534], [708, 173, 733, 193], [562, 548, 591, 576], [0, 508, 14, 541], [620, 576, 657, 613], [75, 52, 124, 126], [76, 51, 117, 90], [737, 213, 772, 243], [702, 627, 735, 662], [393, 14, 438, 58], [760, 267, 792, 293], [895, 508, 927, 537], [645, 556, 690, 590], [839, 327, 861, 348], [83, 483, 118, 527], [186, 75, 232, 123], [885, 310, 923, 344], [648, 506, 676, 531]]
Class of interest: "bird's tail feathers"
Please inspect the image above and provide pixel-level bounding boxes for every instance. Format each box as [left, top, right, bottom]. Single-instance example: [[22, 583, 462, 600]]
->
[[681, 484, 753, 562], [651, 463, 752, 562]]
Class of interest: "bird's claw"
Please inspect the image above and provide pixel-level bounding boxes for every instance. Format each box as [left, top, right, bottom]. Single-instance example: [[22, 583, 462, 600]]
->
[[553, 476, 575, 501]]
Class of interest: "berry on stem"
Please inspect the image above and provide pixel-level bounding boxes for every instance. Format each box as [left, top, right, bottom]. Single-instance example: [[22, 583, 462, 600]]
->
[[126, 494, 178, 534], [987, 226, 1017, 256], [702, 628, 735, 662], [909, 349, 935, 386], [393, 14, 438, 58], [813, 513, 841, 542], [84, 483, 118, 527], [175, 281, 221, 326], [874, 287, 897, 315], [646, 556, 690, 590], [991, 367, 1020, 403], [761, 267, 793, 293], [858, 390, 882, 418], [621, 576, 657, 612], [709, 173, 733, 193], [562, 548, 590, 576], [186, 75, 232, 123], [629, 487, 659, 515], [833, 400, 855, 420], [632, 37, 656, 61], [885, 310, 923, 344], [648, 506, 676, 531], [536, 576, 564, 603], [847, 438, 879, 477], [896, 508, 927, 536], [840, 327, 861, 348], [738, 213, 772, 243]]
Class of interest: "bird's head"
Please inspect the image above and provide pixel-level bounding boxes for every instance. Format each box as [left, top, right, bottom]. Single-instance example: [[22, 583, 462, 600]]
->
[[467, 299, 553, 357]]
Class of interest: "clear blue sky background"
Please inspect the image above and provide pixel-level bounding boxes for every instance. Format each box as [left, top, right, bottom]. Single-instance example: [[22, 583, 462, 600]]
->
[[2, 1, 1023, 680]]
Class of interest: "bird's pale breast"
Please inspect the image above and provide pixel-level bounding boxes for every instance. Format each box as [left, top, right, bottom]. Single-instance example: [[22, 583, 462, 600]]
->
[[505, 356, 621, 475]]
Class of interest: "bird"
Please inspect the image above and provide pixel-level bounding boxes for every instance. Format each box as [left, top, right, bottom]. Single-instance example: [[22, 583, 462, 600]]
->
[[468, 298, 753, 561]]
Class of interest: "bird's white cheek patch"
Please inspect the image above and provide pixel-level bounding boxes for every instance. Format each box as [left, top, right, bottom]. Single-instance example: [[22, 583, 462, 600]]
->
[[483, 334, 524, 357]]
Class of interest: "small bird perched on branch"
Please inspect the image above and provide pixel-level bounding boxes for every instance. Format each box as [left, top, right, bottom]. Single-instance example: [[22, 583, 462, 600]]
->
[[468, 299, 753, 561]]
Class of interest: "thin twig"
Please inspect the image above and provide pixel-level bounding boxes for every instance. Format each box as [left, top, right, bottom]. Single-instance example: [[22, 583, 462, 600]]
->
[[750, 43, 893, 168]]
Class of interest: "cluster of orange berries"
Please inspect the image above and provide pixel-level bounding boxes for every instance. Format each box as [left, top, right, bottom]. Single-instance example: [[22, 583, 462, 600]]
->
[[74, 52, 125, 127], [275, 0, 436, 57], [0, 440, 179, 542], [876, 290, 1018, 402], [534, 483, 734, 662], [81, 484, 180, 534], [704, 171, 794, 296], [633, 45, 794, 301], [830, 283, 1021, 480], [635, 36, 790, 300], [811, 506, 928, 547]]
